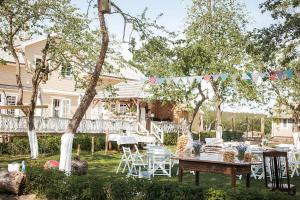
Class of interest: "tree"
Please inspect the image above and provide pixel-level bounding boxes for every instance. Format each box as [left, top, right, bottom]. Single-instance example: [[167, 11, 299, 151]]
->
[[130, 36, 210, 132], [248, 0, 300, 131], [0, 0, 90, 158], [186, 0, 258, 128], [131, 0, 260, 132], [58, 0, 165, 173]]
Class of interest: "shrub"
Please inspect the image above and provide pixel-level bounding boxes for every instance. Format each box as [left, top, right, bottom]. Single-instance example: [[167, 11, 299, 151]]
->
[[0, 134, 107, 155], [145, 181, 203, 200], [25, 167, 297, 200], [200, 132, 216, 141], [25, 166, 106, 200], [39, 136, 60, 155], [163, 132, 178, 145], [222, 131, 244, 142]]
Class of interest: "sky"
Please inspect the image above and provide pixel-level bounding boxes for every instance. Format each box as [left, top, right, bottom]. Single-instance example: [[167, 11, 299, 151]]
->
[[72, 0, 274, 40], [71, 0, 276, 114]]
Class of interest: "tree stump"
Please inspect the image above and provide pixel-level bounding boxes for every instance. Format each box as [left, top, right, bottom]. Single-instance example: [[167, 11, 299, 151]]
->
[[71, 156, 88, 176], [0, 171, 26, 195]]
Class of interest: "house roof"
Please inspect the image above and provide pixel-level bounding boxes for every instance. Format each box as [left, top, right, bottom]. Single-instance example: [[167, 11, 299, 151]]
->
[[97, 81, 149, 99], [0, 49, 25, 64], [0, 37, 146, 81]]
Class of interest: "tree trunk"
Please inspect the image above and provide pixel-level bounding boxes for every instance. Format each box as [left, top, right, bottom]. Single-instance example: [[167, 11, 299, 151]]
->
[[189, 83, 207, 132], [9, 41, 24, 108], [293, 115, 299, 132], [59, 4, 109, 173], [27, 70, 40, 159], [0, 171, 26, 195], [215, 98, 222, 127]]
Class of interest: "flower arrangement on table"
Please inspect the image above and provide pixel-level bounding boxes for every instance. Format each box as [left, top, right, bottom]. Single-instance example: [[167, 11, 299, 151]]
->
[[192, 141, 202, 155], [236, 144, 248, 161]]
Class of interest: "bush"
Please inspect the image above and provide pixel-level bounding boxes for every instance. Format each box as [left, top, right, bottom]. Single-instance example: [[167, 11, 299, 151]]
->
[[146, 181, 203, 200], [25, 167, 106, 200], [163, 132, 178, 145], [222, 131, 244, 142], [25, 167, 297, 200], [39, 136, 60, 155], [199, 132, 216, 141], [0, 134, 107, 155]]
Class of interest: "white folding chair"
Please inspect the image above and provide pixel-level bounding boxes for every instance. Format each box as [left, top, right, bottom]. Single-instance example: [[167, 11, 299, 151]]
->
[[289, 150, 300, 177], [116, 147, 133, 174], [250, 150, 264, 179], [151, 148, 172, 177], [132, 144, 146, 167]]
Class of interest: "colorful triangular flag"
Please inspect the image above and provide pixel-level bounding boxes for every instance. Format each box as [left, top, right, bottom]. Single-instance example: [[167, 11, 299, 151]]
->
[[220, 73, 228, 81], [203, 74, 211, 81], [149, 77, 157, 85], [195, 76, 203, 83], [242, 73, 251, 80], [277, 70, 286, 80], [286, 69, 294, 79], [212, 74, 220, 81]]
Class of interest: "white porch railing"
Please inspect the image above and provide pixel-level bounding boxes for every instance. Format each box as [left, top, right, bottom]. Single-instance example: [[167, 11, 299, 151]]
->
[[0, 114, 138, 134], [150, 122, 164, 143], [137, 122, 150, 136], [152, 121, 184, 133]]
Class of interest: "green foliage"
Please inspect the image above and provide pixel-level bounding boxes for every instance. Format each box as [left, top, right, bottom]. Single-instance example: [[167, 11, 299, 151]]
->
[[163, 130, 243, 145], [199, 132, 216, 141], [163, 132, 178, 145], [38, 136, 60, 155], [222, 131, 244, 142], [205, 188, 227, 200], [25, 169, 298, 200], [0, 134, 107, 155], [145, 181, 203, 200], [25, 167, 106, 200]]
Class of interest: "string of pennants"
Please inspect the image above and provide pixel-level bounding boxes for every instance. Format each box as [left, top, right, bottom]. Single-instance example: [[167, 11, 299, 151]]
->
[[146, 69, 298, 85]]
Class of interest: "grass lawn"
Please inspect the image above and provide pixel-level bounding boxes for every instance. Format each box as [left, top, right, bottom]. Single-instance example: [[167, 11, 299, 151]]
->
[[1, 147, 300, 197]]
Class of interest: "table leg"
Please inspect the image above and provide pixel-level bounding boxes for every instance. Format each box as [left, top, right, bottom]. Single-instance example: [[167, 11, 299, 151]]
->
[[178, 165, 183, 183], [231, 168, 236, 187], [246, 173, 250, 188], [195, 171, 199, 186]]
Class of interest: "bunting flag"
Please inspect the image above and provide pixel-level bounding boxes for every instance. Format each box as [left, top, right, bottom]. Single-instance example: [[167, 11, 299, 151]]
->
[[212, 74, 220, 81], [147, 69, 298, 86], [286, 69, 294, 79], [203, 75, 211, 81], [220, 73, 228, 81], [195, 76, 203, 82], [149, 77, 157, 85], [277, 70, 286, 80], [270, 71, 277, 81], [252, 72, 260, 83]]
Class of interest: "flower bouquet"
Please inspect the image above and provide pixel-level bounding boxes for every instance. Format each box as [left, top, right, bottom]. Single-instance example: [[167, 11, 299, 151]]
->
[[236, 144, 247, 161]]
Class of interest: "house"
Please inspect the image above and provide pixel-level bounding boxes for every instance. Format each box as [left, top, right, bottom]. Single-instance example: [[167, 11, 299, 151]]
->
[[271, 104, 299, 137], [0, 37, 143, 119], [96, 81, 204, 132]]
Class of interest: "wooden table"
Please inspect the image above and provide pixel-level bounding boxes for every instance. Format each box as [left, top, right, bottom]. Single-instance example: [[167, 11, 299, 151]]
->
[[177, 153, 251, 187]]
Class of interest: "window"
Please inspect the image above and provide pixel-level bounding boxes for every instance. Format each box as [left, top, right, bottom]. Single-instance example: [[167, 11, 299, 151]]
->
[[110, 104, 116, 112], [119, 103, 128, 114], [6, 95, 16, 115], [281, 118, 288, 128], [52, 99, 60, 118], [52, 98, 70, 118], [61, 64, 72, 77], [35, 58, 42, 67], [61, 99, 70, 118]]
